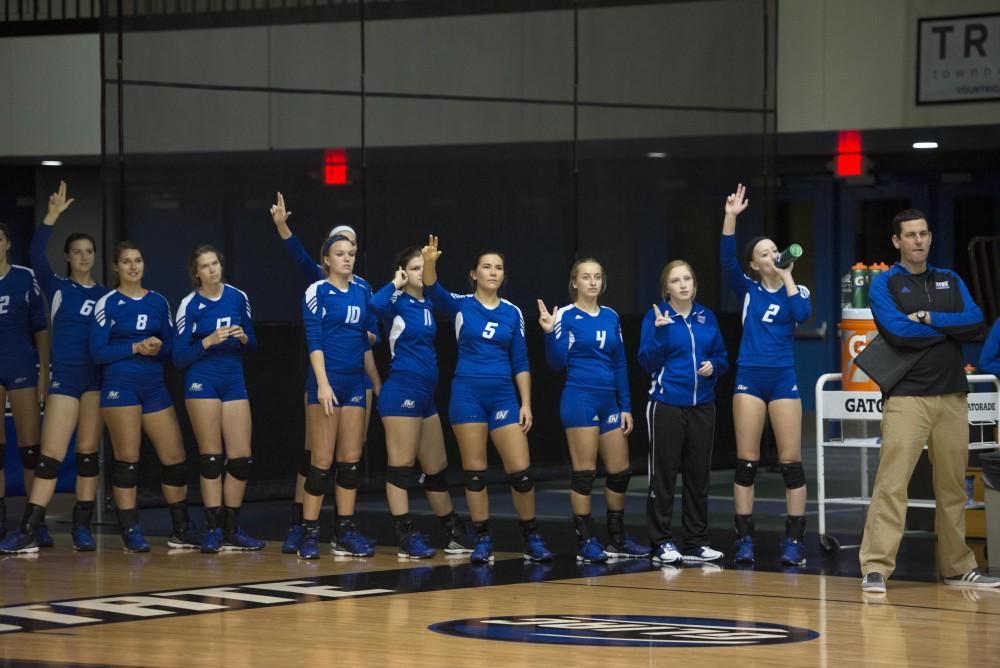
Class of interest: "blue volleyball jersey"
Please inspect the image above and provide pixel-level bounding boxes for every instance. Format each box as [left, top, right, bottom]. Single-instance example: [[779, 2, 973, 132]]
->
[[90, 289, 174, 378], [720, 234, 811, 368], [427, 281, 529, 380], [370, 282, 438, 385], [173, 284, 256, 372], [544, 305, 631, 412], [282, 233, 379, 343], [303, 279, 370, 374], [0, 264, 46, 356], [29, 224, 106, 367]]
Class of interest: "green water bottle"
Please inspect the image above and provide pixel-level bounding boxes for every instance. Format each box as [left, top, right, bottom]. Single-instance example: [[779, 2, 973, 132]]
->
[[851, 262, 869, 308], [775, 244, 803, 269]]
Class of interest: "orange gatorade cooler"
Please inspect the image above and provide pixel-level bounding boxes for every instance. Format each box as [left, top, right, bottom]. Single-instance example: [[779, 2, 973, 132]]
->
[[839, 307, 879, 390]]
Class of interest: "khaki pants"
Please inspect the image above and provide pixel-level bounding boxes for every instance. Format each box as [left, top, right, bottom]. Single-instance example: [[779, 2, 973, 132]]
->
[[859, 393, 978, 579]]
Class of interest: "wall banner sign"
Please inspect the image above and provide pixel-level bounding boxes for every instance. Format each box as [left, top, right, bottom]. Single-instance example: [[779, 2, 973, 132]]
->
[[917, 13, 1000, 104]]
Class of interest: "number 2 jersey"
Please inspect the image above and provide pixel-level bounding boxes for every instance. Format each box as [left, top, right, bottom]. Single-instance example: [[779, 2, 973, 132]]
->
[[0, 264, 46, 360], [720, 233, 811, 368], [90, 289, 174, 379], [173, 284, 256, 373], [29, 224, 106, 367], [426, 281, 529, 380]]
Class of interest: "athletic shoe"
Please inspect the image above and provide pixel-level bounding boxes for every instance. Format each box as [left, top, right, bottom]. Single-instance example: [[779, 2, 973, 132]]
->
[[330, 533, 376, 552], [167, 527, 202, 550], [683, 545, 724, 562], [201, 528, 224, 554], [734, 535, 755, 563], [224, 527, 266, 551], [0, 529, 39, 554], [942, 568, 1000, 588], [281, 524, 303, 554], [576, 537, 608, 563], [71, 525, 97, 552], [651, 541, 683, 565], [34, 522, 54, 548], [523, 533, 554, 562], [298, 533, 320, 560], [470, 534, 494, 564], [779, 538, 807, 567], [121, 525, 150, 553], [861, 572, 887, 593], [605, 534, 650, 559], [398, 531, 436, 559], [444, 528, 478, 555], [334, 530, 376, 557]]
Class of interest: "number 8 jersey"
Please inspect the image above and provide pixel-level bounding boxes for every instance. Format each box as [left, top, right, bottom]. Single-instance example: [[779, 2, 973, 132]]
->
[[90, 289, 174, 376], [720, 233, 810, 368]]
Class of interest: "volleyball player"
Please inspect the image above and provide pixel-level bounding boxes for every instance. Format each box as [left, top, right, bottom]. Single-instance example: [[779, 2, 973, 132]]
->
[[422, 235, 553, 564], [90, 242, 197, 552], [538, 258, 648, 563], [269, 194, 381, 554], [638, 260, 728, 565], [0, 221, 48, 544], [174, 245, 264, 553], [298, 233, 374, 559], [721, 183, 811, 566], [370, 245, 476, 558], [0, 182, 104, 553]]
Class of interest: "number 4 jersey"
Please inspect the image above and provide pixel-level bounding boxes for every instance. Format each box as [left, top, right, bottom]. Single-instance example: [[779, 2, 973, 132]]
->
[[720, 233, 810, 368]]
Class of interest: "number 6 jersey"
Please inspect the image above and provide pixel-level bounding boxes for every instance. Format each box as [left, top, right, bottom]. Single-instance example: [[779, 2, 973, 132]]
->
[[720, 233, 810, 368]]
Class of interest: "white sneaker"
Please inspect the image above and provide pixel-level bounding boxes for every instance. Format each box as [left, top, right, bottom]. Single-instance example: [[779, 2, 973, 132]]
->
[[651, 542, 683, 565], [683, 545, 724, 562], [942, 569, 1000, 588]]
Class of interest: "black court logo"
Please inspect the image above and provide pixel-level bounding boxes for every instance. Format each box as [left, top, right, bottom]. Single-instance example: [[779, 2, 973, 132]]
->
[[429, 615, 819, 647]]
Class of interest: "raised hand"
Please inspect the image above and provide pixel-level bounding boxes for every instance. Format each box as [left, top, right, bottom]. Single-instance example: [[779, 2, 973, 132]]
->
[[270, 192, 291, 226], [724, 183, 749, 217], [44, 181, 75, 224], [421, 234, 442, 264], [537, 300, 559, 333], [392, 266, 408, 290], [652, 303, 673, 327]]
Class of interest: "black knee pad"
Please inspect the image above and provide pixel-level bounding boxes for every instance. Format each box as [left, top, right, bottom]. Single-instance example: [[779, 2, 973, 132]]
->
[[386, 465, 413, 491], [112, 460, 139, 489], [77, 452, 99, 478], [226, 457, 253, 482], [734, 459, 759, 487], [19, 445, 40, 471], [422, 469, 448, 492], [335, 462, 360, 490], [304, 465, 331, 496], [299, 449, 312, 478], [570, 469, 597, 496], [604, 469, 631, 494], [199, 454, 225, 480], [464, 469, 488, 492], [34, 454, 63, 480], [160, 462, 187, 487], [780, 461, 806, 490], [508, 468, 534, 493]]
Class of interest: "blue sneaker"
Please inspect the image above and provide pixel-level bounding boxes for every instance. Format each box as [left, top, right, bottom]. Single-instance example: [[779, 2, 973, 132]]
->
[[576, 537, 608, 563], [399, 530, 436, 559], [330, 532, 376, 552], [201, 528, 224, 554], [167, 527, 202, 550], [606, 534, 650, 559], [121, 525, 150, 553], [470, 534, 494, 564], [779, 538, 807, 567], [282, 524, 303, 554], [35, 522, 54, 548], [334, 530, 376, 557], [223, 527, 266, 551], [0, 529, 39, 554], [298, 531, 320, 560], [651, 541, 683, 565], [71, 525, 97, 552], [734, 535, 755, 563], [523, 533, 553, 562]]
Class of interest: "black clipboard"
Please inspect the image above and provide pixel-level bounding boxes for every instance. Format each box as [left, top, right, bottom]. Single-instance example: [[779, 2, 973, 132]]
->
[[853, 334, 930, 394]]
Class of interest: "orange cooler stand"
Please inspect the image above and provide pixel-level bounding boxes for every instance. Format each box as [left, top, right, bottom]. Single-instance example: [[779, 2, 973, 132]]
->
[[839, 307, 879, 391]]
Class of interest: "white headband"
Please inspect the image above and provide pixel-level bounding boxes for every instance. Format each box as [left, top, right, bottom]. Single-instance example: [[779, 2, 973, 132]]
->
[[328, 225, 357, 239]]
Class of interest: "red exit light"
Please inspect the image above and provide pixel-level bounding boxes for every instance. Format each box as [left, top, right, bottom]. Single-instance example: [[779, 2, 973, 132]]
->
[[324, 149, 349, 186], [834, 130, 864, 177]]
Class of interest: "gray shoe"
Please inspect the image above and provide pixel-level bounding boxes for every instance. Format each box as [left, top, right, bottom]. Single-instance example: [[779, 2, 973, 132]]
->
[[861, 572, 886, 593], [942, 568, 1000, 588]]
